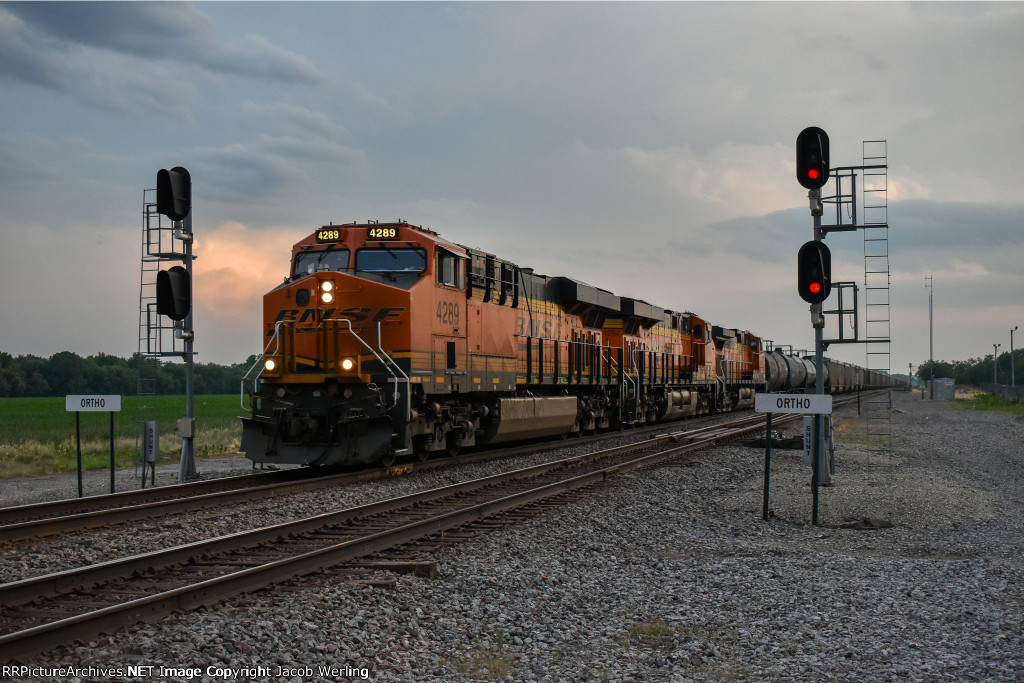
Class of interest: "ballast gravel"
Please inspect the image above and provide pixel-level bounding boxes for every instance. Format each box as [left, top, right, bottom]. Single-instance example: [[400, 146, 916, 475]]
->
[[4, 390, 1023, 682]]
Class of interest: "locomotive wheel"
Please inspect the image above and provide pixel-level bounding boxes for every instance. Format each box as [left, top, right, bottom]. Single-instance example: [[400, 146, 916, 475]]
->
[[411, 435, 431, 462], [379, 450, 397, 467], [446, 431, 462, 457]]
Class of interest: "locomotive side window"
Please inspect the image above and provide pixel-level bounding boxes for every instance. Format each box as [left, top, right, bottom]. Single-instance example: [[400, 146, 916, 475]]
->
[[467, 252, 486, 296], [500, 262, 517, 305], [293, 249, 349, 277], [436, 249, 464, 289], [355, 248, 426, 273]]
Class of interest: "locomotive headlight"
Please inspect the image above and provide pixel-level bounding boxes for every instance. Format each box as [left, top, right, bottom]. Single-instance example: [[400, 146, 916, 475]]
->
[[264, 358, 277, 373], [319, 280, 335, 304], [340, 357, 355, 371]]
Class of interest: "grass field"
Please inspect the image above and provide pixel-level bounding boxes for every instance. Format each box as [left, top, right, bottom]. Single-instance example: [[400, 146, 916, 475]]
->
[[952, 392, 1024, 415], [0, 395, 244, 480]]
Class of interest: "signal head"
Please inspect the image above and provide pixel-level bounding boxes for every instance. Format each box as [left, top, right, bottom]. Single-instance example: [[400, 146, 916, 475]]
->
[[796, 127, 829, 190], [797, 240, 831, 304], [156, 166, 192, 222], [156, 265, 191, 321]]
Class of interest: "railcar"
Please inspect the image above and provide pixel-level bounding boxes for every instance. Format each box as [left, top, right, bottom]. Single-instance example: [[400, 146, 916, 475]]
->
[[240, 221, 765, 467], [764, 351, 903, 394]]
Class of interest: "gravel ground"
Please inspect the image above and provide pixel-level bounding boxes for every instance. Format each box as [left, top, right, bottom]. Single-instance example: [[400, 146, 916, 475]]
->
[[4, 390, 1022, 682]]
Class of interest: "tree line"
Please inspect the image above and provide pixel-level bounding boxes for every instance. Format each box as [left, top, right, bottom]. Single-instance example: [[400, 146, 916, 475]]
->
[[0, 351, 259, 398], [916, 348, 1024, 387], [3, 348, 1021, 399]]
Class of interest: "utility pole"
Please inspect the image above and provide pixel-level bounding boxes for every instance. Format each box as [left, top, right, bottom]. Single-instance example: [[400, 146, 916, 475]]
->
[[925, 276, 934, 399], [993, 343, 1001, 385], [1012, 326, 1018, 387]]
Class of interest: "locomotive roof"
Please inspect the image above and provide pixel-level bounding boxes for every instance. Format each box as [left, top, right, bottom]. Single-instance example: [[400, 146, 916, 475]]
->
[[300, 221, 758, 335]]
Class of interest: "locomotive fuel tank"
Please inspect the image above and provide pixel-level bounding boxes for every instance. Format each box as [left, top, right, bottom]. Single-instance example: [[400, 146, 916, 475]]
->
[[476, 397, 578, 444]]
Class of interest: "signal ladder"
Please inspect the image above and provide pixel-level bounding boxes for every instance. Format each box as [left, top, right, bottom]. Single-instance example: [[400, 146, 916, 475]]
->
[[860, 141, 892, 451], [822, 141, 893, 451]]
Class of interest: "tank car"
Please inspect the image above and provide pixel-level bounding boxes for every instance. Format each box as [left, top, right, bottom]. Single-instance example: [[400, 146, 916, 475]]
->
[[766, 351, 903, 394], [241, 221, 765, 468]]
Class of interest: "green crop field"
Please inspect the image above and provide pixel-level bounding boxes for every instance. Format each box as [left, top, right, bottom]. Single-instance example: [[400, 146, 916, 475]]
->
[[0, 395, 244, 480]]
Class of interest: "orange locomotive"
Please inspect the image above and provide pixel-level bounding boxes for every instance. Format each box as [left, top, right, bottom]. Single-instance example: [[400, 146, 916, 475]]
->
[[241, 221, 765, 467]]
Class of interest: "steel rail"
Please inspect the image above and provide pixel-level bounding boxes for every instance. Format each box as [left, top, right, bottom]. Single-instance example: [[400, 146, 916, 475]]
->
[[0, 393, 870, 544], [0, 407, 754, 544], [0, 467, 316, 526], [0, 411, 784, 661]]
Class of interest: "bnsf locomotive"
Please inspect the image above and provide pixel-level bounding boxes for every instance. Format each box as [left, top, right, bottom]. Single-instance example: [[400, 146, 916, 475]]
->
[[241, 221, 897, 468]]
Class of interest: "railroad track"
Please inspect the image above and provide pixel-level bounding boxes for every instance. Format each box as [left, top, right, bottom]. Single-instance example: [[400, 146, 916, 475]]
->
[[0, 410, 740, 545], [0, 408, 802, 662], [0, 467, 323, 540]]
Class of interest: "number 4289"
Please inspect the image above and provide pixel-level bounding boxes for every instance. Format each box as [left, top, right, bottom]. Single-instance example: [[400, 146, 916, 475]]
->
[[436, 301, 459, 326]]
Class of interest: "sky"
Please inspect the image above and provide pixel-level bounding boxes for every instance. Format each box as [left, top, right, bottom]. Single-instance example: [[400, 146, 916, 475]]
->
[[1, 1, 1023, 380]]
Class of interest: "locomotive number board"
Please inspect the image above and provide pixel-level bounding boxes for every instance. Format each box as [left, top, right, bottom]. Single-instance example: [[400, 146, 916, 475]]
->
[[315, 228, 342, 243], [366, 226, 399, 240], [316, 226, 401, 242]]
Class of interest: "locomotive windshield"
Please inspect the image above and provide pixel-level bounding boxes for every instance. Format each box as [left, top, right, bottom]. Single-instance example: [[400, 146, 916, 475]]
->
[[293, 248, 349, 277], [355, 247, 427, 273]]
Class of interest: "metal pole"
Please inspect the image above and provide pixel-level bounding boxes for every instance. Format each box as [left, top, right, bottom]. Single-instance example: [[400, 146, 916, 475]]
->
[[76, 412, 83, 498], [109, 411, 116, 494], [762, 413, 772, 521], [1011, 326, 1018, 387], [811, 188, 828, 512], [178, 211, 197, 481], [926, 277, 934, 399], [993, 343, 1001, 385], [811, 414, 820, 526]]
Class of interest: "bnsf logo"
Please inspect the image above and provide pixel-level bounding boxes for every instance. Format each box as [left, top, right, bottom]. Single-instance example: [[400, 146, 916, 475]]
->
[[270, 307, 405, 334]]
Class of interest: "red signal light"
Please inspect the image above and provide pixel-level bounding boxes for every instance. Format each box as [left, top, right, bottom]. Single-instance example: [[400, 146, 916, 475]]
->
[[796, 127, 829, 190], [797, 240, 831, 304]]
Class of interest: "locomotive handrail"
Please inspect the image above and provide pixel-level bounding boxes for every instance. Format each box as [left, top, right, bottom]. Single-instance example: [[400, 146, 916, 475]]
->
[[326, 318, 408, 422], [622, 345, 640, 421], [240, 321, 286, 410], [376, 321, 411, 446]]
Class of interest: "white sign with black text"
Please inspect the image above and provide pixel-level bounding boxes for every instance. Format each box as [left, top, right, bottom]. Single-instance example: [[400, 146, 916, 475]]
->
[[65, 395, 122, 412], [754, 392, 832, 415]]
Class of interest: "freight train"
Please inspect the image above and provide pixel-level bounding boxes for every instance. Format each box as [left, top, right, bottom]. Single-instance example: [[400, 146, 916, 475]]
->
[[241, 221, 900, 467]]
